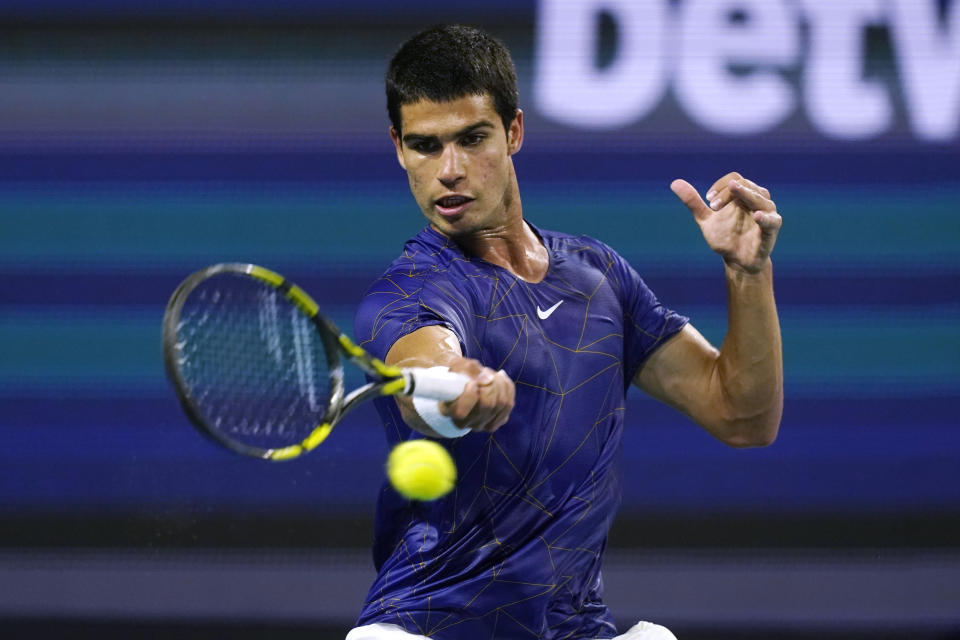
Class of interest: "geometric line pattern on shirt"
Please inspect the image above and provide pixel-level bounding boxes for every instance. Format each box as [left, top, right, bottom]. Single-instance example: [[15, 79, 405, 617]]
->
[[354, 227, 685, 639]]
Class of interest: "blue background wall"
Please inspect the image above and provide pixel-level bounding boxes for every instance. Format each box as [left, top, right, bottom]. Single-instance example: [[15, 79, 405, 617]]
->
[[0, 0, 957, 544], [1, 3, 959, 636]]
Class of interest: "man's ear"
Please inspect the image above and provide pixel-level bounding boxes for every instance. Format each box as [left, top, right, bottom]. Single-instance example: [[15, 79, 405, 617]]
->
[[389, 126, 406, 170], [507, 109, 524, 156]]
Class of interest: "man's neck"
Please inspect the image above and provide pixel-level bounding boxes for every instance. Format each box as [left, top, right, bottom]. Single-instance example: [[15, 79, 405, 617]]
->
[[440, 217, 549, 283]]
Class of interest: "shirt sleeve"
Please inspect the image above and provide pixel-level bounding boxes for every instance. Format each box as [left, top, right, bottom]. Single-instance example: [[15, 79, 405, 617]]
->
[[602, 243, 689, 382], [353, 268, 472, 362]]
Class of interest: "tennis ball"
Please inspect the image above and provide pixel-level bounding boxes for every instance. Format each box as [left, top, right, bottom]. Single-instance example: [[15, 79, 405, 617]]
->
[[387, 440, 456, 501]]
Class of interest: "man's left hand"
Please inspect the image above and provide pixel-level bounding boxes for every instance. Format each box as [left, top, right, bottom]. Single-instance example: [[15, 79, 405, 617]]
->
[[670, 172, 782, 273]]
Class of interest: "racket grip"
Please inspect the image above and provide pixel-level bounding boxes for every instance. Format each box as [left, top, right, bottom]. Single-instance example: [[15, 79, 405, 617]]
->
[[405, 367, 471, 439], [404, 366, 470, 401]]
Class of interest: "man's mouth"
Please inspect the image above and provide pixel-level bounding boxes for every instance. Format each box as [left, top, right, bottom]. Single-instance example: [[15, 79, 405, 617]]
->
[[434, 195, 475, 216]]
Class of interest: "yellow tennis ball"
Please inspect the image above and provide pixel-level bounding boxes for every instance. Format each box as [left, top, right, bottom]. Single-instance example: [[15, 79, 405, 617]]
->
[[387, 440, 456, 501]]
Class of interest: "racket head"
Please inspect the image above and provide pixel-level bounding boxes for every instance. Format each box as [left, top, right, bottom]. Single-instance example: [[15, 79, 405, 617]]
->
[[162, 263, 345, 460]]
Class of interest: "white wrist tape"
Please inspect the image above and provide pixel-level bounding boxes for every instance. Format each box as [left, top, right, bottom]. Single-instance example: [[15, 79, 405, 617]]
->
[[412, 395, 470, 439]]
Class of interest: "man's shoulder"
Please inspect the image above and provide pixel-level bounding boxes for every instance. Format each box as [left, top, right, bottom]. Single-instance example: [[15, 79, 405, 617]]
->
[[363, 228, 477, 295], [355, 228, 477, 325], [353, 228, 479, 353], [359, 262, 467, 307]]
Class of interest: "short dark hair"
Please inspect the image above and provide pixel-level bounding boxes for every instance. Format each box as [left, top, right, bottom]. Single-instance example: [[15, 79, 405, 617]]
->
[[386, 25, 519, 136]]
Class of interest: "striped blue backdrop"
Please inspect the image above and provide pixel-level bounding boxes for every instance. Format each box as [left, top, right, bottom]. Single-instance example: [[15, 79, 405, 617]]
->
[[2, 157, 957, 516], [0, 5, 957, 524]]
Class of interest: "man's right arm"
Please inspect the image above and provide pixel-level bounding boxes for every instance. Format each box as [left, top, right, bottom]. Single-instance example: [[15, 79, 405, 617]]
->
[[385, 325, 515, 437]]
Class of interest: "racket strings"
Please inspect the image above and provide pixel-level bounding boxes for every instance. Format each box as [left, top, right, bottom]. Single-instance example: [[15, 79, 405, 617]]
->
[[175, 273, 333, 451]]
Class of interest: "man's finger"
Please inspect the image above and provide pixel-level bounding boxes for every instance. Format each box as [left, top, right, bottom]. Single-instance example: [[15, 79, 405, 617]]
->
[[439, 380, 477, 420], [738, 178, 771, 199], [706, 171, 742, 200], [754, 210, 782, 232], [670, 179, 711, 221], [447, 378, 491, 431], [730, 180, 775, 213], [461, 371, 514, 432], [491, 370, 515, 429]]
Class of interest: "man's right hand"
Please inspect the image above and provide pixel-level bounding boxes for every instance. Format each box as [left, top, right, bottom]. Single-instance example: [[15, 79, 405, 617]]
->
[[440, 359, 514, 433], [386, 325, 515, 437]]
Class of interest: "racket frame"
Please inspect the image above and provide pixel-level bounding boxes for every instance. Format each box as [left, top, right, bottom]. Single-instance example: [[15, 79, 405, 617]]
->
[[163, 263, 408, 461]]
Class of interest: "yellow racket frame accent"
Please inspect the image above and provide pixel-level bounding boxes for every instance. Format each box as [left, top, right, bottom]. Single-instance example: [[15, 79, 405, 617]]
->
[[267, 422, 335, 461], [245, 264, 333, 459]]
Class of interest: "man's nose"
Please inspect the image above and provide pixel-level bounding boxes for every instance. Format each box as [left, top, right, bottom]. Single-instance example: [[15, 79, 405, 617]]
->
[[437, 145, 465, 189]]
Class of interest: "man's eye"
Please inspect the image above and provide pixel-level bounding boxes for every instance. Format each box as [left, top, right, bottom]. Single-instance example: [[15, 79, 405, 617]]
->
[[410, 141, 439, 153], [462, 135, 484, 147]]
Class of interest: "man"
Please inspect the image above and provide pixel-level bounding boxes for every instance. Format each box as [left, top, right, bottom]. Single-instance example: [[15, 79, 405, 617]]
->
[[347, 24, 782, 640]]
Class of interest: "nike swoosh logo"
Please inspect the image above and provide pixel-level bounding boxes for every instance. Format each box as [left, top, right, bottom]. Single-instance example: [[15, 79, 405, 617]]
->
[[536, 300, 563, 320]]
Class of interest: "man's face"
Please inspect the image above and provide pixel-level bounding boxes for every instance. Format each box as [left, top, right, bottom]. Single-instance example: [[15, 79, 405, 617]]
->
[[390, 94, 523, 237]]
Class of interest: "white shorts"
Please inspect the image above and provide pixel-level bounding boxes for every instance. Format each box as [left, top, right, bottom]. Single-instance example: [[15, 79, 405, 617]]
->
[[344, 620, 678, 639]]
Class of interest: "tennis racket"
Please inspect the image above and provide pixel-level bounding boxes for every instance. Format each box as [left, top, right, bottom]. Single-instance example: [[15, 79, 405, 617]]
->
[[162, 263, 468, 461]]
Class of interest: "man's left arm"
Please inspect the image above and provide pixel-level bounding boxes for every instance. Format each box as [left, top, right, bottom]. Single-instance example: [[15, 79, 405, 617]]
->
[[635, 172, 783, 448]]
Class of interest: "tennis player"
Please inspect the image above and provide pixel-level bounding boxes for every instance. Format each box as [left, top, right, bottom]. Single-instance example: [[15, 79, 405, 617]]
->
[[348, 25, 783, 640]]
